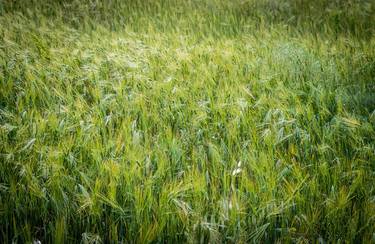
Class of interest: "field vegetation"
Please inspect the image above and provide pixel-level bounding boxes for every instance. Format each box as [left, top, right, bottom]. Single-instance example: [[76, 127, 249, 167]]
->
[[1, 0, 375, 242]]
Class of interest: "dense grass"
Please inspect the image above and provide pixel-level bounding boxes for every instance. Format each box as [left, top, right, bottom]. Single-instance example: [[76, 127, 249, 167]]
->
[[1, 0, 374, 243]]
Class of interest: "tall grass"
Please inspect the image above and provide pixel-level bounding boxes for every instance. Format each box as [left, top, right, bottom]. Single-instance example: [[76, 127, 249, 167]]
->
[[0, 0, 374, 243]]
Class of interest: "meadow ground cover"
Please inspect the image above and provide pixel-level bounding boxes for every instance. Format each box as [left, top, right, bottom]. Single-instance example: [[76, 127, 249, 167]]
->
[[0, 0, 374, 242]]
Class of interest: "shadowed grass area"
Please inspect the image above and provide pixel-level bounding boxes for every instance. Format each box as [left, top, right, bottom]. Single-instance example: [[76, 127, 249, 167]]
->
[[0, 0, 374, 243]]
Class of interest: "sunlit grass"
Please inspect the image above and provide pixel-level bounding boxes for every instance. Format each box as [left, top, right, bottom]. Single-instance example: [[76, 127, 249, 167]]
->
[[0, 0, 374, 243]]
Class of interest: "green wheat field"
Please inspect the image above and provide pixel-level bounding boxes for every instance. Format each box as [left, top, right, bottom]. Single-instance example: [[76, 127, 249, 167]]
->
[[1, 0, 375, 243]]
